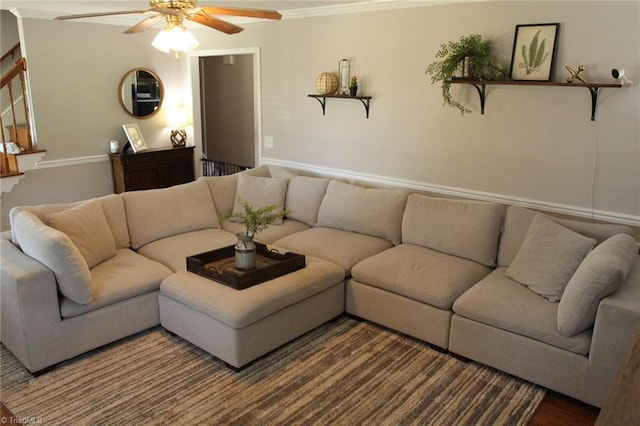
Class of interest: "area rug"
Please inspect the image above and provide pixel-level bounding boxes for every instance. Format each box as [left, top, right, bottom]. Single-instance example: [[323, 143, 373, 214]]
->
[[1, 316, 545, 425]]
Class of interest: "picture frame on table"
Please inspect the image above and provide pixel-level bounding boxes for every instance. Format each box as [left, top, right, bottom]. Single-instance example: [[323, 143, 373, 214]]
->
[[122, 123, 148, 153], [510, 23, 559, 81]]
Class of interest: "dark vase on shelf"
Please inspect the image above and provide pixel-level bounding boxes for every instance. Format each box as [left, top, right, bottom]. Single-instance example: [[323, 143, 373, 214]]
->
[[349, 86, 358, 96]]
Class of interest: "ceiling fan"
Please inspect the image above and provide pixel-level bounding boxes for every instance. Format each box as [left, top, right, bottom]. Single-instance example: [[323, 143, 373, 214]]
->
[[54, 0, 282, 35]]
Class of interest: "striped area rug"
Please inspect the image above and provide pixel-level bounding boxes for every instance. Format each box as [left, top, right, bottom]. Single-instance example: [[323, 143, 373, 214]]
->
[[1, 316, 545, 425]]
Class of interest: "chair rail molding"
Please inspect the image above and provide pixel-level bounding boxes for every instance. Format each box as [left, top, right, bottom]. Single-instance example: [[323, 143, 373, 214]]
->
[[262, 157, 640, 227]]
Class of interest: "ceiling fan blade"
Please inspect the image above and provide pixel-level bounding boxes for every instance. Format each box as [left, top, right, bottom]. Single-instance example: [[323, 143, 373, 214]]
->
[[55, 10, 148, 20], [124, 15, 165, 34], [198, 7, 282, 20], [188, 14, 243, 35]]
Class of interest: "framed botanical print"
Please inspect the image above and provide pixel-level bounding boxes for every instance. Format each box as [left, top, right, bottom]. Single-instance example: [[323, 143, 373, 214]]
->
[[510, 23, 559, 81]]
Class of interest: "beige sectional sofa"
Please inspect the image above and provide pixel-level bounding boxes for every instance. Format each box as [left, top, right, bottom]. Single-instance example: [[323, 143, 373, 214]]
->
[[1, 165, 639, 408]]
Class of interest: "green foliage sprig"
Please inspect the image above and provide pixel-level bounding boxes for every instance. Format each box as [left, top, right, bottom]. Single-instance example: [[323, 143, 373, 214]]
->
[[425, 34, 506, 115], [219, 197, 290, 237]]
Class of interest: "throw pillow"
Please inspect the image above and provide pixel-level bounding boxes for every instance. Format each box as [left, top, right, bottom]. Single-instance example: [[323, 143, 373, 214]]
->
[[506, 214, 596, 302], [231, 174, 288, 225], [47, 199, 117, 269], [285, 176, 330, 226], [557, 233, 637, 336], [12, 211, 93, 305]]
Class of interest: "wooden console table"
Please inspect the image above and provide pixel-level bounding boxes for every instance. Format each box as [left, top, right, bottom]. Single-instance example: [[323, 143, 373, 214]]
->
[[109, 146, 195, 193]]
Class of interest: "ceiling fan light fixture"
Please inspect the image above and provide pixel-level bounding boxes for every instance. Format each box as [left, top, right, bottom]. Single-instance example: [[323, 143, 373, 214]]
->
[[152, 24, 199, 53]]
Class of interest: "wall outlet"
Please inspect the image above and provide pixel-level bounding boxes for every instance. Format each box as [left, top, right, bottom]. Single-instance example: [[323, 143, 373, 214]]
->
[[264, 136, 274, 149]]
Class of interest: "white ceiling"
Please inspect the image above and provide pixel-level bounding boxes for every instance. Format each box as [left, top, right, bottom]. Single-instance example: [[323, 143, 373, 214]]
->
[[0, 1, 384, 24]]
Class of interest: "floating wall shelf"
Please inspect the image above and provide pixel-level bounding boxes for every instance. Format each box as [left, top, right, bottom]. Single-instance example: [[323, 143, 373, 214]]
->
[[450, 80, 623, 121], [308, 94, 372, 118]]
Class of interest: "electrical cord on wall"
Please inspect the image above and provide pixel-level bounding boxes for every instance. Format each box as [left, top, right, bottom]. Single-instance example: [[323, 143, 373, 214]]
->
[[590, 118, 600, 223]]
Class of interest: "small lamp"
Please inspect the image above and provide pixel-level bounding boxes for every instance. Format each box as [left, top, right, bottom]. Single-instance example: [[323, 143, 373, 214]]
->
[[166, 106, 189, 147]]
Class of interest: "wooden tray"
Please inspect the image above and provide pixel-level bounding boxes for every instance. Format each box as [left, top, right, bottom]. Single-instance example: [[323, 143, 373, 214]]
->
[[186, 243, 305, 290]]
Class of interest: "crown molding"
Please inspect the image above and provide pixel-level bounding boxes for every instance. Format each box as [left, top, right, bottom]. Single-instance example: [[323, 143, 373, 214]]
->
[[281, 0, 488, 19], [11, 1, 489, 26]]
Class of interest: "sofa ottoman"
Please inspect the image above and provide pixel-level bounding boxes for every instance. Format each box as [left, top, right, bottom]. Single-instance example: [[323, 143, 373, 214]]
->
[[158, 256, 345, 368]]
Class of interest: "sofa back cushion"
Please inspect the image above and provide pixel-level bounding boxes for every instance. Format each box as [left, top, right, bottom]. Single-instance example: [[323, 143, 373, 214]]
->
[[231, 174, 289, 225], [46, 199, 117, 269], [98, 195, 130, 249], [200, 174, 239, 217], [498, 206, 634, 267], [9, 195, 130, 250], [123, 180, 219, 250], [557, 233, 637, 336], [317, 180, 409, 245], [12, 210, 93, 305], [286, 176, 330, 226], [199, 165, 274, 217], [402, 194, 503, 267]]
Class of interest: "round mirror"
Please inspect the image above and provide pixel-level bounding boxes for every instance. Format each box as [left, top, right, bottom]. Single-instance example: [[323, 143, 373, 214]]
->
[[118, 68, 164, 119]]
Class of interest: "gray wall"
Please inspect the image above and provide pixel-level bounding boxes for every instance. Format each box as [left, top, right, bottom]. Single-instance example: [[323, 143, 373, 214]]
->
[[1, 1, 639, 233]]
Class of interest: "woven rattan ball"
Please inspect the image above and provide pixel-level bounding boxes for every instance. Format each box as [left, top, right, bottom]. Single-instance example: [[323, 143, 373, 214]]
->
[[315, 72, 338, 95]]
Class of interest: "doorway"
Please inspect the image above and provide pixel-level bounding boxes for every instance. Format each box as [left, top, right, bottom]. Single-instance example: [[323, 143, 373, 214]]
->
[[195, 49, 260, 175]]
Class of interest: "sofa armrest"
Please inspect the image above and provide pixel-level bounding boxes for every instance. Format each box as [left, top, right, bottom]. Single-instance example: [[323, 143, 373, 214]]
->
[[0, 238, 66, 372], [588, 255, 640, 400]]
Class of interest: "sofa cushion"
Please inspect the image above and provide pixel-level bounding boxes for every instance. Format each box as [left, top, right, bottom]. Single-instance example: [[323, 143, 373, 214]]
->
[[98, 195, 130, 249], [285, 176, 330, 226], [352, 244, 491, 310], [46, 199, 117, 269], [137, 228, 238, 272], [497, 206, 633, 267], [402, 194, 502, 267], [221, 218, 310, 245], [232, 175, 288, 225], [123, 180, 219, 250], [60, 248, 173, 318], [199, 174, 239, 217], [453, 268, 592, 355], [557, 233, 637, 336], [506, 215, 596, 302], [273, 227, 393, 276], [10, 194, 131, 250], [12, 211, 93, 305], [317, 180, 409, 245]]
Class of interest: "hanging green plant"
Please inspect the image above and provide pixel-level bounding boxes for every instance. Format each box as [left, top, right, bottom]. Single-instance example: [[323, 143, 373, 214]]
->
[[425, 34, 506, 115]]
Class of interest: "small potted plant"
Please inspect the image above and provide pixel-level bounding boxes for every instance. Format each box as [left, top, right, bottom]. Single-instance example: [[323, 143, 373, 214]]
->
[[425, 34, 506, 114], [219, 197, 290, 270], [349, 76, 358, 96]]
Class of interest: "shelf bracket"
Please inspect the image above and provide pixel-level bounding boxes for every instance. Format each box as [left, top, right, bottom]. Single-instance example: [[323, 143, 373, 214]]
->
[[587, 86, 599, 121], [312, 96, 327, 115], [471, 83, 487, 115], [358, 97, 371, 118], [308, 94, 372, 118]]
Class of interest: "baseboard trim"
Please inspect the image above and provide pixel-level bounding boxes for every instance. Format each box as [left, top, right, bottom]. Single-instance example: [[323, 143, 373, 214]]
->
[[262, 157, 640, 227]]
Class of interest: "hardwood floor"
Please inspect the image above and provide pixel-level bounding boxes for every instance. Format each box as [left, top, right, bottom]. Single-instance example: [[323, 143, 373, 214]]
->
[[530, 391, 600, 425]]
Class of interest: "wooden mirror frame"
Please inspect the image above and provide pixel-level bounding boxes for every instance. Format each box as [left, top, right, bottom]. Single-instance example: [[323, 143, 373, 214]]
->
[[118, 68, 164, 119]]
